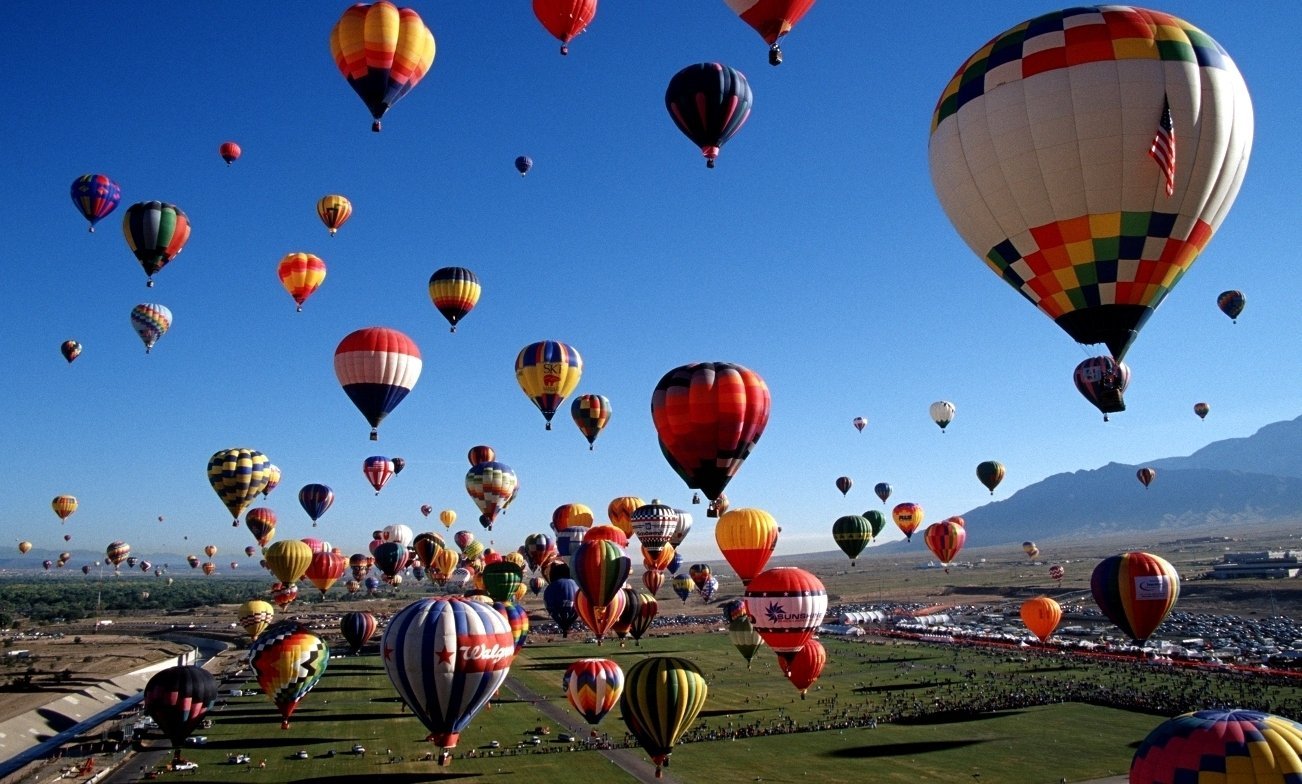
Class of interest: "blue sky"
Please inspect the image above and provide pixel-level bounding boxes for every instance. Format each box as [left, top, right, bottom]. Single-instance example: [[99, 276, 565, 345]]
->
[[3, 2, 1299, 568]]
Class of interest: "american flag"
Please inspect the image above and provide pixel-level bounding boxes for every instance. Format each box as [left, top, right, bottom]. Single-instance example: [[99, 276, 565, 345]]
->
[[1149, 94, 1176, 197]]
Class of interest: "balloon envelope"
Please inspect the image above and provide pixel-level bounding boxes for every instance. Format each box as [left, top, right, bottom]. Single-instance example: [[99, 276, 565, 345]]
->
[[428, 267, 481, 332], [330, 2, 436, 131], [1090, 551, 1180, 643], [715, 507, 779, 584], [143, 665, 218, 752], [1020, 597, 1062, 643], [249, 622, 329, 728], [620, 656, 708, 776], [1131, 709, 1302, 784], [664, 63, 753, 168], [70, 173, 121, 231], [515, 341, 583, 429], [334, 327, 422, 440]]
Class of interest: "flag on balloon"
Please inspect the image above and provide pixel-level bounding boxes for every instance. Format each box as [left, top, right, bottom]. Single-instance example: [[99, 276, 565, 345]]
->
[[1149, 94, 1176, 197]]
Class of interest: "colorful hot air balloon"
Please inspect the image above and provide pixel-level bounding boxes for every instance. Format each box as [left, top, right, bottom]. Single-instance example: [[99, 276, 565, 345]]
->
[[929, 401, 955, 432], [428, 267, 481, 333], [467, 445, 495, 466], [242, 507, 277, 548], [335, 327, 422, 440], [249, 622, 330, 729], [564, 658, 623, 724], [340, 611, 378, 655], [652, 362, 770, 501], [745, 567, 826, 668], [671, 573, 694, 602], [52, 495, 78, 521], [297, 484, 334, 525], [576, 590, 627, 644], [106, 541, 130, 566], [429, 547, 459, 584], [202, 544, 217, 559], [923, 520, 966, 571], [1131, 709, 1302, 784], [532, 0, 596, 55], [70, 174, 121, 232], [130, 303, 172, 353], [1194, 402, 1210, 420], [264, 540, 313, 586], [976, 460, 1005, 495], [665, 63, 753, 169], [122, 201, 191, 286], [363, 456, 396, 494], [1217, 290, 1246, 323], [277, 253, 327, 312], [515, 341, 583, 430], [238, 600, 275, 641], [891, 502, 923, 542], [832, 515, 872, 566], [316, 194, 352, 236], [439, 509, 457, 529], [60, 340, 82, 363], [1137, 467, 1157, 489], [571, 394, 611, 449], [262, 465, 281, 497], [514, 155, 533, 176], [215, 141, 240, 165], [1020, 597, 1062, 643], [931, 6, 1252, 362], [1022, 541, 1040, 560], [1049, 563, 1066, 583], [465, 462, 518, 530], [629, 500, 678, 557], [143, 665, 218, 759], [1075, 356, 1131, 421], [382, 597, 515, 765], [305, 551, 347, 597], [784, 638, 826, 699], [330, 2, 436, 132], [207, 448, 272, 524], [715, 507, 778, 585], [481, 562, 524, 603], [621, 656, 708, 778], [724, 0, 818, 65], [1091, 551, 1180, 643], [852, 416, 867, 432], [372, 541, 411, 578], [572, 540, 630, 610]]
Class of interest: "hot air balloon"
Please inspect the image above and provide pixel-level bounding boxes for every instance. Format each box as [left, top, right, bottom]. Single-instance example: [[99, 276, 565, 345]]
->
[[1217, 290, 1246, 323], [201, 562, 216, 575], [17, 541, 31, 555], [122, 201, 191, 286], [725, 0, 817, 65], [1194, 402, 1210, 420], [544, 577, 581, 636], [584, 524, 628, 549], [671, 573, 693, 603], [532, 0, 596, 55], [305, 551, 346, 597], [1020, 597, 1062, 643], [249, 622, 329, 729], [218, 141, 241, 165], [106, 541, 130, 566], [745, 567, 826, 669], [728, 614, 763, 668], [264, 540, 312, 586], [238, 600, 275, 641], [1075, 356, 1131, 421], [929, 401, 955, 432], [143, 665, 218, 760], [891, 502, 923, 541], [277, 253, 326, 312], [186, 555, 200, 569], [564, 658, 622, 724], [208, 448, 271, 524], [297, 484, 334, 526], [465, 461, 518, 530], [428, 267, 481, 333], [1091, 551, 1180, 643], [1022, 541, 1040, 560], [629, 591, 657, 644], [571, 394, 611, 449], [52, 495, 78, 522], [576, 590, 628, 644], [42, 560, 52, 571], [515, 341, 583, 430], [61, 340, 82, 363], [621, 656, 708, 778], [688, 564, 711, 590], [240, 508, 276, 548], [494, 600, 529, 651], [653, 362, 770, 501], [70, 174, 121, 232], [784, 638, 826, 699], [261, 465, 281, 498], [698, 575, 719, 603], [852, 416, 867, 432], [130, 303, 172, 353], [439, 509, 457, 529], [372, 541, 411, 579], [873, 482, 891, 505], [340, 611, 378, 655], [715, 507, 778, 585], [412, 532, 442, 568], [330, 2, 436, 132], [1131, 709, 1302, 784], [640, 569, 664, 596], [316, 194, 352, 236], [923, 520, 965, 571], [202, 544, 217, 559], [976, 461, 1005, 495], [481, 562, 524, 604], [931, 6, 1252, 362], [419, 504, 433, 518], [572, 540, 630, 609], [363, 456, 396, 494], [243, 545, 257, 558], [467, 445, 495, 466], [1137, 467, 1157, 489], [335, 327, 422, 440], [833, 476, 853, 498], [382, 597, 515, 765], [1049, 563, 1065, 583], [512, 155, 534, 177], [832, 515, 873, 566], [665, 63, 753, 169], [629, 501, 677, 557]]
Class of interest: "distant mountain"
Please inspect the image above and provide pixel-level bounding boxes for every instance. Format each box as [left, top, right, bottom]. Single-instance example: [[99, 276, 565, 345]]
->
[[960, 415, 1302, 547]]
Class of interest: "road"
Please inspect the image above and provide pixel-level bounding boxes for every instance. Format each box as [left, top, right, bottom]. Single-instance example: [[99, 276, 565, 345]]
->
[[500, 674, 679, 784]]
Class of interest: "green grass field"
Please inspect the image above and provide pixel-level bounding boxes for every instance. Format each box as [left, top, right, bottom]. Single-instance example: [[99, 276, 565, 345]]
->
[[146, 623, 1302, 784]]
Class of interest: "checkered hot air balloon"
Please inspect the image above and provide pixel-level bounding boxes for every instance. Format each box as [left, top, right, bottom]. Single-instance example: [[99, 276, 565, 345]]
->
[[570, 393, 611, 449], [207, 448, 271, 524], [249, 621, 329, 729], [130, 303, 171, 353], [334, 327, 422, 441], [1131, 709, 1302, 783], [465, 461, 517, 530]]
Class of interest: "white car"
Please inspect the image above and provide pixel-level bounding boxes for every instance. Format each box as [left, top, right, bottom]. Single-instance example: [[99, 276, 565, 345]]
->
[[184, 736, 208, 746], [172, 761, 199, 772], [228, 754, 250, 765], [351, 745, 366, 755]]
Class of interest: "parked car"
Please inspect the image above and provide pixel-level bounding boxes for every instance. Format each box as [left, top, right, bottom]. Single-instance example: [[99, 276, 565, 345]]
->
[[293, 750, 309, 760], [183, 736, 208, 746], [488, 740, 501, 749], [351, 744, 366, 755], [227, 754, 250, 765], [172, 761, 199, 772], [558, 733, 576, 743]]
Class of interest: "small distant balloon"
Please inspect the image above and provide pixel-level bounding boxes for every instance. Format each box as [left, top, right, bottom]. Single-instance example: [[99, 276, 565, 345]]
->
[[1137, 467, 1156, 489], [515, 155, 532, 176], [1194, 402, 1210, 420], [61, 340, 82, 364], [929, 401, 955, 432], [1217, 290, 1246, 323], [316, 195, 351, 236], [1074, 356, 1130, 422], [219, 141, 241, 165], [852, 416, 866, 433], [70, 174, 122, 232]]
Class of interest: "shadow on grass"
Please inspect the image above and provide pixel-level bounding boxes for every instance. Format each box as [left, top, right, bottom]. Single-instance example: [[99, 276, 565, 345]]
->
[[825, 739, 989, 758], [321, 663, 381, 673], [895, 710, 1025, 726], [698, 708, 760, 718], [311, 685, 378, 693], [852, 682, 948, 694], [276, 775, 483, 783], [279, 712, 407, 724], [521, 662, 574, 672], [195, 735, 340, 750]]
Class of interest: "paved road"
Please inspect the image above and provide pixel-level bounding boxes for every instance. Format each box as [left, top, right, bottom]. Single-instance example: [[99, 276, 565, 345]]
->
[[500, 674, 679, 784]]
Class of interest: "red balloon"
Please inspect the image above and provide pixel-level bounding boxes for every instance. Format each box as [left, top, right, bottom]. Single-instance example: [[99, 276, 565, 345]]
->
[[219, 141, 241, 165], [532, 0, 597, 55], [583, 524, 629, 549], [641, 569, 665, 597], [744, 567, 826, 668], [576, 591, 627, 644], [923, 521, 966, 570], [784, 638, 826, 698]]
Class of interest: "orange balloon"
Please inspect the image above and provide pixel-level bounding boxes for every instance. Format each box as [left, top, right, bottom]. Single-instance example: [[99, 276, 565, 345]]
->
[[715, 508, 779, 585], [1020, 596, 1062, 643], [607, 496, 644, 537]]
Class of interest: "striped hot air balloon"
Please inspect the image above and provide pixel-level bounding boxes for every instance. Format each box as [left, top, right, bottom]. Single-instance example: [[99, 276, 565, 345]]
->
[[52, 495, 78, 522], [891, 502, 923, 541], [238, 600, 275, 641], [923, 520, 966, 572], [207, 448, 271, 524], [244, 507, 277, 547], [744, 567, 826, 668], [277, 253, 327, 312], [297, 484, 334, 525], [363, 456, 396, 494], [620, 656, 708, 777], [340, 611, 378, 655], [564, 658, 623, 725], [1091, 551, 1179, 643], [122, 201, 190, 286], [70, 173, 121, 232], [664, 63, 753, 169], [515, 341, 583, 430], [330, 2, 436, 132], [428, 267, 481, 332], [316, 194, 351, 235], [334, 327, 422, 440], [1131, 709, 1302, 783], [142, 665, 218, 758]]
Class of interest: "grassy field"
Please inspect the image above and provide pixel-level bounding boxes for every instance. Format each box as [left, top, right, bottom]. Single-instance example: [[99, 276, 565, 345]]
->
[[141, 624, 1301, 784]]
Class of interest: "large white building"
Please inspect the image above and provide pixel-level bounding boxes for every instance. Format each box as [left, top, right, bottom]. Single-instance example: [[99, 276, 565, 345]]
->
[[1209, 551, 1301, 579]]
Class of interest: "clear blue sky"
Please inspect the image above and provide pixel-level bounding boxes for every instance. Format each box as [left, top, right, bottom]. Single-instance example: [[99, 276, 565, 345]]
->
[[3, 2, 1299, 568]]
